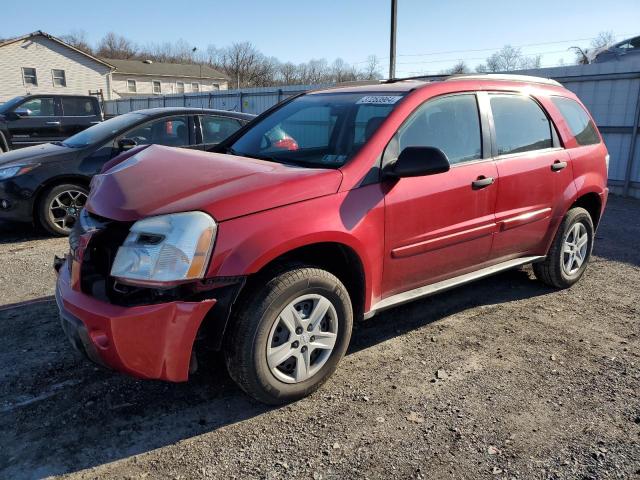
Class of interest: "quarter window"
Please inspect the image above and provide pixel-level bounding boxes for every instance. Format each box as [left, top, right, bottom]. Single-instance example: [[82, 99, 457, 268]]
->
[[397, 94, 482, 164], [152, 80, 161, 94], [127, 79, 137, 93], [551, 96, 600, 146], [52, 69, 67, 87], [490, 95, 553, 155], [22, 67, 37, 86]]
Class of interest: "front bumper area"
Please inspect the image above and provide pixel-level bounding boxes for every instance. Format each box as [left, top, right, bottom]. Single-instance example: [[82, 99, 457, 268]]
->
[[0, 179, 34, 223], [55, 261, 216, 382]]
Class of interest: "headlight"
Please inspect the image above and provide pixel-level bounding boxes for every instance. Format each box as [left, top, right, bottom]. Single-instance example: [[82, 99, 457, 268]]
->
[[111, 211, 217, 286], [0, 164, 39, 180]]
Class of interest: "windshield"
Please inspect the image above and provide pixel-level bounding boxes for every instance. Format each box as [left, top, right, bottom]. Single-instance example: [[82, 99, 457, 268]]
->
[[0, 96, 26, 114], [62, 113, 146, 147], [228, 92, 407, 168]]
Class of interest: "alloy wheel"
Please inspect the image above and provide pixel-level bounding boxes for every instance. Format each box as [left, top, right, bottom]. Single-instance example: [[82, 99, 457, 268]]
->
[[48, 189, 87, 232], [562, 222, 589, 276]]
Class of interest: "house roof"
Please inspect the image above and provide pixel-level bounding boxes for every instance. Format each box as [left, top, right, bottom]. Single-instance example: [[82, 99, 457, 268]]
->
[[102, 58, 229, 80], [0, 30, 115, 69]]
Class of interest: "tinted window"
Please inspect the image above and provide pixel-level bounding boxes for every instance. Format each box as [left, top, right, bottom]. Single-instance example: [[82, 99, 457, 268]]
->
[[201, 116, 242, 144], [62, 97, 97, 116], [398, 94, 482, 164], [125, 116, 189, 147], [490, 95, 553, 155], [551, 96, 600, 146], [20, 97, 55, 116], [62, 113, 145, 147]]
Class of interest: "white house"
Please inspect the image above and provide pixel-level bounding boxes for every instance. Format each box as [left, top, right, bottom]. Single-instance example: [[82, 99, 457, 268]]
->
[[104, 58, 228, 98], [0, 31, 113, 102], [0, 31, 230, 103]]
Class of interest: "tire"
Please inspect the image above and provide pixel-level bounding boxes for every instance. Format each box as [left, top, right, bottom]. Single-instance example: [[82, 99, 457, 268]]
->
[[38, 183, 89, 236], [224, 267, 353, 405], [533, 207, 594, 289]]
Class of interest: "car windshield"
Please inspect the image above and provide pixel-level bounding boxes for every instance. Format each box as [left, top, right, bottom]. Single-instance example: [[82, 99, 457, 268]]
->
[[227, 91, 407, 168], [62, 113, 146, 147], [0, 96, 26, 114]]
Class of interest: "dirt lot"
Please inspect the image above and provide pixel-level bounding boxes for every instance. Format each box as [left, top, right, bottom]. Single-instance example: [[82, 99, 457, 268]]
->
[[0, 196, 638, 480]]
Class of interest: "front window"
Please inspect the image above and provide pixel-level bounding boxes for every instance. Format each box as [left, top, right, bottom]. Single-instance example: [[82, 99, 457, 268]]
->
[[62, 113, 145, 147], [124, 116, 189, 147], [20, 97, 55, 116], [153, 80, 161, 94], [22, 67, 37, 86], [127, 79, 137, 93], [52, 69, 67, 87], [227, 92, 406, 168]]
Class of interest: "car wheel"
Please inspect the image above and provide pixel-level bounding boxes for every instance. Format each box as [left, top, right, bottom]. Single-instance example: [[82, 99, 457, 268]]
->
[[224, 266, 353, 405], [533, 207, 594, 289], [38, 183, 89, 236]]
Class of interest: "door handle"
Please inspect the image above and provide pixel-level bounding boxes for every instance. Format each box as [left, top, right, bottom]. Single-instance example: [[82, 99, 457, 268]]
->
[[45, 121, 61, 126], [551, 160, 567, 171], [472, 176, 495, 189]]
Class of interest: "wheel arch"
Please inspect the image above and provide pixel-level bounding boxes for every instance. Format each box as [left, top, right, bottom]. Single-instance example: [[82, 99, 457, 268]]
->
[[32, 174, 92, 220], [570, 191, 602, 229]]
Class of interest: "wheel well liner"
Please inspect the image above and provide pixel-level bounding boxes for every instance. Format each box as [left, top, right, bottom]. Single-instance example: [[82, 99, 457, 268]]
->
[[571, 192, 602, 228]]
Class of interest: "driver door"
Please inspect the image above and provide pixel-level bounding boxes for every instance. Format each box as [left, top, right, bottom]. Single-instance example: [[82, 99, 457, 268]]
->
[[382, 93, 499, 297], [7, 96, 63, 147]]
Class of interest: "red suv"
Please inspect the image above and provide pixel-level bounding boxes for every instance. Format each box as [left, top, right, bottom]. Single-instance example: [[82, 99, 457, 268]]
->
[[55, 74, 608, 404]]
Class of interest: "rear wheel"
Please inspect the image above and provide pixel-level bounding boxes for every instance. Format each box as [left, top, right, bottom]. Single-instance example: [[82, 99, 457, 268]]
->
[[38, 183, 88, 236], [224, 267, 353, 405], [533, 207, 594, 288]]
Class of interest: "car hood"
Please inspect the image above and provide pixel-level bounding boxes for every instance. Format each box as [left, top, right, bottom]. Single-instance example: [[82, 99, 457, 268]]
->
[[86, 145, 343, 222], [0, 142, 77, 167]]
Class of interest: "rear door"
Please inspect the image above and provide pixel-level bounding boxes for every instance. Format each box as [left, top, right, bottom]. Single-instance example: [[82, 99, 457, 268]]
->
[[59, 97, 102, 138], [6, 96, 62, 147], [486, 92, 572, 260], [194, 115, 244, 150], [382, 93, 499, 297]]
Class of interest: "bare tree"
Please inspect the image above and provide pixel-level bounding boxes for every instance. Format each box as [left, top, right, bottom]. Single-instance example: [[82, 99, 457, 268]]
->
[[571, 31, 617, 64], [442, 60, 470, 75], [363, 55, 383, 80], [60, 30, 93, 54], [476, 45, 542, 72], [96, 32, 137, 59]]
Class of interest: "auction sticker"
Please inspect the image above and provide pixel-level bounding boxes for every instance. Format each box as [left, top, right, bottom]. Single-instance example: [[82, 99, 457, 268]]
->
[[356, 95, 403, 105]]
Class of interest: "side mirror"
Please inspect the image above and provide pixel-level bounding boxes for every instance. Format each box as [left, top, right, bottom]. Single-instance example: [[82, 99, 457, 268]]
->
[[385, 146, 450, 178], [118, 138, 137, 152], [13, 108, 30, 118]]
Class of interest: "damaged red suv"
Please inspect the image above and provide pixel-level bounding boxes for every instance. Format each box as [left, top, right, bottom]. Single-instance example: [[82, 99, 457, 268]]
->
[[55, 75, 608, 404]]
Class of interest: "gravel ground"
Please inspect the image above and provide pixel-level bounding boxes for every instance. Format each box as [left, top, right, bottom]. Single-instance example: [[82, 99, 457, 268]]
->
[[0, 196, 638, 480]]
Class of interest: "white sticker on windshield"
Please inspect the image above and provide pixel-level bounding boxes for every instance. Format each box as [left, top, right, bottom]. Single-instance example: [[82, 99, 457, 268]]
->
[[356, 95, 402, 105]]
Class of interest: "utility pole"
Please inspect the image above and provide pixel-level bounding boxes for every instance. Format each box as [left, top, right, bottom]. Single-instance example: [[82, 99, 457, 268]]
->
[[389, 0, 397, 79]]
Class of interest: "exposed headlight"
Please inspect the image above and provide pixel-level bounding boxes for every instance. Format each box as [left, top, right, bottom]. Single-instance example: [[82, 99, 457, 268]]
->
[[0, 164, 39, 180], [111, 211, 217, 287]]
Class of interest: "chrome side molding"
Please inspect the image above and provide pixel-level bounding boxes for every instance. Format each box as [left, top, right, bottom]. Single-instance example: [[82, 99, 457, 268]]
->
[[364, 256, 545, 319]]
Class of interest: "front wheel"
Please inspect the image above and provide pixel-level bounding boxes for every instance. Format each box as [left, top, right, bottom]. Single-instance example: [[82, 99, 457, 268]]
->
[[38, 183, 88, 236], [533, 207, 594, 288], [224, 267, 353, 405]]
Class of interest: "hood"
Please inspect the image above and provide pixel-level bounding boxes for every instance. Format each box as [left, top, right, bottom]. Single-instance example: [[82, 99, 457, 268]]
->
[[87, 145, 343, 222], [0, 142, 76, 167]]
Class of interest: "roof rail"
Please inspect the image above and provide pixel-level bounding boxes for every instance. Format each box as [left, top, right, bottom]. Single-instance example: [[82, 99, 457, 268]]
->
[[445, 73, 562, 87]]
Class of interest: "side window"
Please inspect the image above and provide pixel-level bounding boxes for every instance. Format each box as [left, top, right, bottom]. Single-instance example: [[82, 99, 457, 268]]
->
[[19, 97, 55, 116], [200, 116, 242, 144], [397, 94, 482, 165], [490, 95, 553, 155], [550, 96, 600, 146], [61, 97, 97, 116], [125, 116, 189, 147]]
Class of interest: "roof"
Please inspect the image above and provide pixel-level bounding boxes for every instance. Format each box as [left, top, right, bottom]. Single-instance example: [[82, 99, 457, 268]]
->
[[103, 58, 229, 80], [311, 80, 426, 94], [125, 107, 254, 120], [0, 31, 114, 69]]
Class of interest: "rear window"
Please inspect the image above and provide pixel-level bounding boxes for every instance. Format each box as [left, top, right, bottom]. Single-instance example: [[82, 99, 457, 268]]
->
[[62, 97, 98, 116], [551, 96, 600, 146]]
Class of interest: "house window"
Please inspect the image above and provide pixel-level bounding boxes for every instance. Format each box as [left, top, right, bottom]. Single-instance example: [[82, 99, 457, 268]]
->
[[212, 83, 220, 91], [192, 82, 200, 93], [52, 69, 67, 87], [153, 80, 162, 94], [176, 82, 185, 94], [127, 79, 137, 93], [22, 67, 38, 86]]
